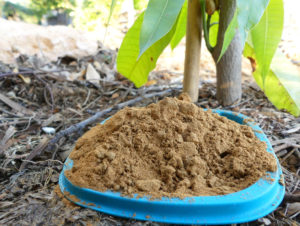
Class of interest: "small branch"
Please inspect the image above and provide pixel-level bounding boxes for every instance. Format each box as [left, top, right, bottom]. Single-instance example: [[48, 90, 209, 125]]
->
[[274, 143, 300, 153], [46, 89, 173, 151], [0, 69, 68, 79], [283, 194, 300, 203]]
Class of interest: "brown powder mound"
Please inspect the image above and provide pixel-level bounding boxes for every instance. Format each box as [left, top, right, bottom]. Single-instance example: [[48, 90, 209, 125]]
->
[[65, 94, 277, 199]]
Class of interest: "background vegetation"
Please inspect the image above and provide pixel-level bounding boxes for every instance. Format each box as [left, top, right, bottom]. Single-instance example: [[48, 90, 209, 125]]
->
[[0, 0, 146, 29]]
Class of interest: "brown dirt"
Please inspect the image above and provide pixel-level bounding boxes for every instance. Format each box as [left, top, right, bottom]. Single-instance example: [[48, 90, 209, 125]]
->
[[65, 94, 277, 199]]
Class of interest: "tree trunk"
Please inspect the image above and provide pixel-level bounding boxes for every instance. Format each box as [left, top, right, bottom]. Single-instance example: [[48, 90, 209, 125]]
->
[[212, 0, 242, 106], [183, 0, 202, 102]]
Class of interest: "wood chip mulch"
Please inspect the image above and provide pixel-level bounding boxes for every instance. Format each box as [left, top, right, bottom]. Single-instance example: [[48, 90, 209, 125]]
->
[[0, 53, 299, 226]]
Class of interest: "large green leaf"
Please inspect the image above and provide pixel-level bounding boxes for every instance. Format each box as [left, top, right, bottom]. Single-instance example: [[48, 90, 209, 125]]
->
[[117, 13, 177, 87], [244, 43, 300, 116], [170, 0, 187, 50], [236, 0, 270, 48], [250, 0, 284, 83], [217, 0, 270, 61], [139, 0, 185, 57]]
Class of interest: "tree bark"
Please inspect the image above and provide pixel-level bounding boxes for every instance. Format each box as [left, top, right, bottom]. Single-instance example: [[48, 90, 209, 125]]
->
[[183, 0, 202, 102], [212, 0, 242, 106]]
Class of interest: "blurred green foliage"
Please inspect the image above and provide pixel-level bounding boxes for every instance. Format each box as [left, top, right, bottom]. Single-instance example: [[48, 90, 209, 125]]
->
[[74, 0, 148, 31], [1, 0, 39, 23], [73, 0, 121, 31], [133, 0, 148, 10], [1, 0, 76, 23], [1, 0, 148, 31]]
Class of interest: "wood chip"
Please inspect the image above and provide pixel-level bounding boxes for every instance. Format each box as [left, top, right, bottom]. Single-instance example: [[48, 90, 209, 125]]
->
[[19, 136, 50, 170], [282, 125, 300, 135], [0, 92, 34, 116], [0, 126, 16, 154], [41, 113, 62, 127], [85, 63, 100, 85]]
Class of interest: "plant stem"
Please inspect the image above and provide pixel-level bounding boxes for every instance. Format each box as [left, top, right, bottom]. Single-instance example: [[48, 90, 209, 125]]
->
[[183, 0, 202, 102], [212, 0, 242, 106], [200, 0, 213, 53]]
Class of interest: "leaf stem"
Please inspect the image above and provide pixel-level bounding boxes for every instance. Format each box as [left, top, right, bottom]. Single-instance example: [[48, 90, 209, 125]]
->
[[207, 15, 211, 34], [200, 0, 213, 53]]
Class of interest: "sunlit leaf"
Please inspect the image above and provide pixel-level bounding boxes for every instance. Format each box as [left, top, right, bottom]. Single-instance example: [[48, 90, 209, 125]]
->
[[170, 0, 187, 50], [236, 0, 270, 48], [208, 11, 219, 48], [139, 0, 185, 57], [217, 0, 270, 61], [244, 43, 300, 116], [250, 0, 284, 83], [117, 13, 177, 87], [133, 0, 148, 10]]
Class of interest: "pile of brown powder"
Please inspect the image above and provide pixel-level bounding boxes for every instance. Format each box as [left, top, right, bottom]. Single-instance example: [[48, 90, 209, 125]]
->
[[65, 94, 277, 199]]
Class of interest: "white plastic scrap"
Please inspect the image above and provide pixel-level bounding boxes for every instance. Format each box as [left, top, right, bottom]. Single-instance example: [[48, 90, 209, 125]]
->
[[42, 127, 56, 134]]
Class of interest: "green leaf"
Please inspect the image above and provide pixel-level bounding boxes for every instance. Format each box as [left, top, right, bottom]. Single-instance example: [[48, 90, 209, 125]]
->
[[236, 0, 270, 48], [117, 13, 177, 87], [170, 0, 187, 50], [209, 11, 219, 48], [216, 0, 270, 61], [139, 0, 185, 57], [244, 43, 300, 116], [217, 9, 238, 62], [250, 0, 284, 83]]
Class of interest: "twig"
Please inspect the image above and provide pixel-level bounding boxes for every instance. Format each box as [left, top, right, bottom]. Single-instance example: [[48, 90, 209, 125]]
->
[[280, 148, 297, 164], [0, 69, 67, 79], [82, 89, 91, 106], [35, 75, 55, 113], [272, 136, 300, 146], [283, 194, 300, 203], [46, 89, 173, 151], [274, 143, 300, 153]]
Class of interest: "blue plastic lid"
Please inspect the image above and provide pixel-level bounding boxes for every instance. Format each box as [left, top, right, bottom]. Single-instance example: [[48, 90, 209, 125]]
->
[[59, 109, 285, 225]]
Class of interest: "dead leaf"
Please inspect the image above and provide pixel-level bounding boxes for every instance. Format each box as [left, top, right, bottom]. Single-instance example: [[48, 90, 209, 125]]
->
[[145, 80, 157, 87], [93, 61, 102, 71], [86, 63, 100, 84], [68, 68, 86, 81], [18, 74, 31, 84], [247, 57, 257, 72], [287, 203, 300, 217], [100, 63, 115, 81]]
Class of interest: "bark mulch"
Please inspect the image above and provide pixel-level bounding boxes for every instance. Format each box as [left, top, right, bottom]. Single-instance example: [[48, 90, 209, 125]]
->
[[0, 52, 299, 226]]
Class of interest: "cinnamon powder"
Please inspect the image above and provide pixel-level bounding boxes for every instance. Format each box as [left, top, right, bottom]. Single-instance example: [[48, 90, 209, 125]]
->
[[65, 94, 277, 199]]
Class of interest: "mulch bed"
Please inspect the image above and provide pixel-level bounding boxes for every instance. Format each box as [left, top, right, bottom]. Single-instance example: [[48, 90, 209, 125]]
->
[[0, 51, 299, 225]]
